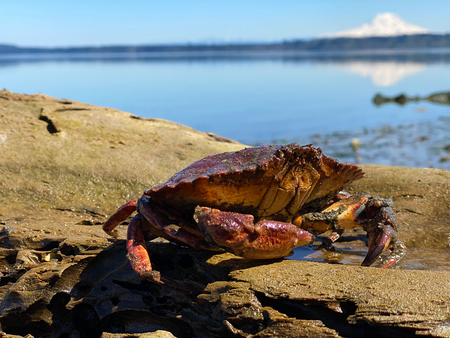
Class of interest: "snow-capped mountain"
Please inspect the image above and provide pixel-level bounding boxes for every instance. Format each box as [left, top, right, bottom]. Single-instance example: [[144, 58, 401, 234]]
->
[[331, 13, 430, 38]]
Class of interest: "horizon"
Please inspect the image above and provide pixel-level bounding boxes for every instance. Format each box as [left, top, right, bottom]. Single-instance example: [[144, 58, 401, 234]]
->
[[1, 1, 450, 48], [2, 32, 450, 50]]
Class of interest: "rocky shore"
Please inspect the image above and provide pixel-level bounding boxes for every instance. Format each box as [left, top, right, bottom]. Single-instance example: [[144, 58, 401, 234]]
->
[[0, 90, 449, 337]]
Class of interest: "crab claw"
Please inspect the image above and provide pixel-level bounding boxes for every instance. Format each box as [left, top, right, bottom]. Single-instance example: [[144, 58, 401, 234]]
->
[[194, 206, 315, 259], [361, 224, 393, 267], [354, 195, 406, 268]]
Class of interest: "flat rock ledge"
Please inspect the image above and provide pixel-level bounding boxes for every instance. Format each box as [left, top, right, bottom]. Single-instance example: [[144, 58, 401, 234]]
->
[[0, 90, 449, 337]]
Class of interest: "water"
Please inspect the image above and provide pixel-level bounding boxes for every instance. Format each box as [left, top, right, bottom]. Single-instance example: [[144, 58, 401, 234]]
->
[[1, 49, 450, 169], [291, 237, 450, 271]]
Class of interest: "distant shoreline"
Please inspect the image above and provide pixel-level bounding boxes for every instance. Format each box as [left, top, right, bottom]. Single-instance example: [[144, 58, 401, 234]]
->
[[1, 34, 450, 54], [2, 48, 450, 66]]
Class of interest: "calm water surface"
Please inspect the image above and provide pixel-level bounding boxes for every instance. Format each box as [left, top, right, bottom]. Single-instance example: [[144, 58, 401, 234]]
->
[[1, 50, 450, 168]]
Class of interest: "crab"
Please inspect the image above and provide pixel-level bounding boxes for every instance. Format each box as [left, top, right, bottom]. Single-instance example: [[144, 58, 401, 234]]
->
[[103, 143, 406, 284]]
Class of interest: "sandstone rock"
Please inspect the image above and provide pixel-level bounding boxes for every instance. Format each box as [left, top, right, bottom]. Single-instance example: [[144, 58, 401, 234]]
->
[[0, 90, 449, 337]]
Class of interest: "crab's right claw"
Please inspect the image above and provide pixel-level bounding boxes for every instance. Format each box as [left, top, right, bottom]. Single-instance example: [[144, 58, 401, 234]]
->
[[362, 224, 406, 268]]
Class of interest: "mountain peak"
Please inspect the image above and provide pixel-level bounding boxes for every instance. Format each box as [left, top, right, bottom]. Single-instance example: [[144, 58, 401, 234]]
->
[[332, 13, 430, 38]]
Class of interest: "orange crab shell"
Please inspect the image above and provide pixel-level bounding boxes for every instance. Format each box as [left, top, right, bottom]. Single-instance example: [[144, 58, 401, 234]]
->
[[146, 143, 365, 223]]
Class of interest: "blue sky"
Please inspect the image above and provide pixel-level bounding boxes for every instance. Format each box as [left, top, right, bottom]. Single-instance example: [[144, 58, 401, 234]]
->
[[1, 0, 450, 47]]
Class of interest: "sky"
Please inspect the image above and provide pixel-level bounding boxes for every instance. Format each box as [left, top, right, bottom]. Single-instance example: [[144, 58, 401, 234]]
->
[[1, 0, 450, 47]]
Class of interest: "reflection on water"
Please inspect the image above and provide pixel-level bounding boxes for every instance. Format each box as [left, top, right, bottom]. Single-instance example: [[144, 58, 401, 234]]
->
[[0, 51, 432, 86], [335, 61, 426, 86], [1, 49, 450, 168], [1, 48, 450, 69]]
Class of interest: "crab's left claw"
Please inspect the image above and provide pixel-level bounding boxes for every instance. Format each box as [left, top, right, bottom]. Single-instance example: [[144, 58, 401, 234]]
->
[[362, 224, 406, 268], [359, 196, 406, 268], [362, 224, 394, 267]]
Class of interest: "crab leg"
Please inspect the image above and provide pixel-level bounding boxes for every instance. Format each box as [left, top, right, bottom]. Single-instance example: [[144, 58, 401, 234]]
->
[[127, 213, 196, 289], [137, 197, 213, 250], [103, 199, 138, 237], [320, 229, 344, 249], [126, 214, 162, 283]]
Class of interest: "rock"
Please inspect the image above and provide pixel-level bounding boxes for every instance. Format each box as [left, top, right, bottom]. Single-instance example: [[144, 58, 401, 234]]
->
[[0, 90, 244, 337], [373, 91, 450, 106], [224, 261, 450, 337], [101, 332, 176, 338], [0, 89, 243, 220], [0, 90, 449, 337]]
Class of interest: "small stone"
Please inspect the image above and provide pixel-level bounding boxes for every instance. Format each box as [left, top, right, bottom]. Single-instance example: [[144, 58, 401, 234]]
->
[[351, 138, 361, 152], [440, 155, 450, 162], [79, 219, 94, 225]]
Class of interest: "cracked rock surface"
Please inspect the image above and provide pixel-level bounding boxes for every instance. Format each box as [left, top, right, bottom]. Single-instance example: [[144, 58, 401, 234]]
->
[[0, 90, 450, 337]]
